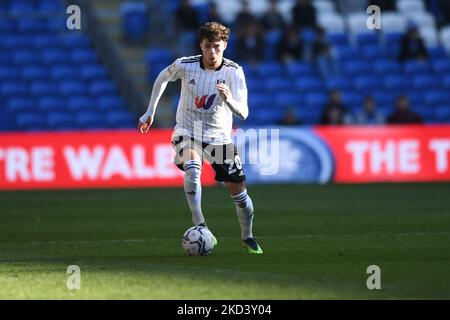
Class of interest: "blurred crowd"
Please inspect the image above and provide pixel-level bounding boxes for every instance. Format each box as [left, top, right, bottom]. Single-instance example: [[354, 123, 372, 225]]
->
[[171, 0, 450, 126]]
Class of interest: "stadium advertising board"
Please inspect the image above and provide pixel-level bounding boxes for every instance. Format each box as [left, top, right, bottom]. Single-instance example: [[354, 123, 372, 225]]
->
[[0, 130, 216, 190], [0, 126, 449, 189]]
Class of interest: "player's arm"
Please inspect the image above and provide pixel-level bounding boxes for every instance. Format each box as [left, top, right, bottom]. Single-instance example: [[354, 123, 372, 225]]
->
[[217, 67, 248, 120], [138, 59, 182, 133]]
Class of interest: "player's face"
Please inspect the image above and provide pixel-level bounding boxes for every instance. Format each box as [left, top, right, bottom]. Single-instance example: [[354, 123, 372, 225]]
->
[[200, 40, 227, 69]]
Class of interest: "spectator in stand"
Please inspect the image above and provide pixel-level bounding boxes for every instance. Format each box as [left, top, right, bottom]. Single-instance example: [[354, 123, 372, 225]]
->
[[312, 27, 336, 77], [398, 24, 428, 62], [175, 0, 200, 31], [236, 22, 265, 64], [234, 0, 257, 33], [367, 0, 396, 11], [437, 0, 450, 27], [278, 107, 302, 126], [291, 0, 317, 30], [352, 96, 385, 125], [387, 96, 423, 124], [320, 90, 351, 125], [207, 2, 225, 26], [260, 0, 285, 32], [277, 26, 304, 63]]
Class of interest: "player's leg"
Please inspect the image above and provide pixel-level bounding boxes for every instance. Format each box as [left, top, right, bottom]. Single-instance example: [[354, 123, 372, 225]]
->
[[225, 181, 263, 254], [173, 136, 206, 226], [180, 147, 205, 226]]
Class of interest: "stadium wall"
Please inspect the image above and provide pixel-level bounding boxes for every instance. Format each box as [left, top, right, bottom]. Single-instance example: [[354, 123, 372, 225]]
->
[[0, 126, 449, 190]]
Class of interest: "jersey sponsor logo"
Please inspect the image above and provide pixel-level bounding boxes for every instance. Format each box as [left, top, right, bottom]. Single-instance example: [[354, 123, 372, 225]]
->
[[195, 94, 217, 110], [189, 79, 196, 85]]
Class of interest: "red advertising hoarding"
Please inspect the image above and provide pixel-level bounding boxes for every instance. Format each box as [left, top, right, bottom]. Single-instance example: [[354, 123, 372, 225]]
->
[[0, 129, 216, 190], [315, 125, 450, 183], [1, 126, 450, 189]]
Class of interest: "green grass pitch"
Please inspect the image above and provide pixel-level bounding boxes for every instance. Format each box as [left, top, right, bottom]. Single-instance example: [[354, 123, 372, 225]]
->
[[0, 183, 449, 299]]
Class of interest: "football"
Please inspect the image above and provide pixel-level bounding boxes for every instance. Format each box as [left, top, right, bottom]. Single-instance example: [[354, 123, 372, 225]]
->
[[181, 225, 215, 256]]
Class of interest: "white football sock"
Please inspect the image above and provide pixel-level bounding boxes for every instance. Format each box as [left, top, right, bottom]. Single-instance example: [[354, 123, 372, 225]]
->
[[183, 160, 205, 226], [231, 189, 254, 240]]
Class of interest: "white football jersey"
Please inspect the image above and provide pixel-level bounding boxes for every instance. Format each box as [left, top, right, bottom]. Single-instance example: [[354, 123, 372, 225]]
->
[[140, 55, 249, 145]]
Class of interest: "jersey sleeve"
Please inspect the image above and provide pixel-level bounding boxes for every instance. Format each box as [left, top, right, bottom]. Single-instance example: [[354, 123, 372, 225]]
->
[[226, 66, 249, 120], [139, 59, 183, 122]]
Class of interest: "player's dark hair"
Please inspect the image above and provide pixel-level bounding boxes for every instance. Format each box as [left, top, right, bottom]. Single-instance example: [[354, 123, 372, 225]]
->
[[198, 22, 230, 43]]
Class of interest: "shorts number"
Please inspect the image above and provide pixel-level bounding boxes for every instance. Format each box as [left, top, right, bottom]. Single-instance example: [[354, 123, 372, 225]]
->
[[225, 155, 242, 174]]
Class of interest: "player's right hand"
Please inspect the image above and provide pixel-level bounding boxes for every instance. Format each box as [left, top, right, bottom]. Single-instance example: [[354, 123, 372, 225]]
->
[[138, 116, 153, 134]]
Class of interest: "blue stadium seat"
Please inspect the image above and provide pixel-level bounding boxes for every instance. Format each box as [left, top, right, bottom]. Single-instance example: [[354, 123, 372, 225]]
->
[[263, 78, 293, 93], [356, 33, 379, 47], [372, 92, 396, 106], [121, 1, 150, 42], [36, 97, 66, 112], [80, 65, 108, 81], [403, 61, 430, 75], [411, 75, 440, 90], [427, 47, 447, 59], [97, 96, 127, 111], [0, 66, 18, 81], [3, 35, 34, 50], [274, 93, 303, 108], [0, 19, 15, 33], [342, 60, 371, 76], [50, 65, 78, 81], [41, 48, 69, 64], [12, 49, 41, 64], [69, 49, 98, 64], [9, 1, 35, 15], [383, 75, 410, 91], [0, 82, 27, 97], [105, 110, 136, 128], [45, 18, 65, 33], [61, 34, 91, 49], [264, 30, 282, 61], [285, 62, 315, 77], [67, 96, 96, 112], [30, 82, 56, 97], [45, 112, 78, 130], [327, 32, 349, 46], [15, 112, 46, 131], [424, 90, 449, 107], [335, 46, 360, 61], [75, 112, 107, 129], [372, 60, 401, 75], [89, 81, 117, 96], [360, 45, 390, 60], [304, 92, 328, 109], [293, 77, 323, 92], [408, 92, 425, 108], [352, 76, 380, 93], [296, 107, 322, 124], [146, 48, 173, 65], [5, 97, 35, 113], [431, 59, 450, 75], [37, 0, 63, 12], [257, 62, 284, 77], [341, 91, 364, 109], [21, 65, 49, 81], [323, 76, 353, 91], [32, 35, 61, 49], [17, 19, 45, 34], [435, 106, 450, 122], [59, 81, 88, 96], [248, 93, 274, 109], [442, 75, 450, 90]]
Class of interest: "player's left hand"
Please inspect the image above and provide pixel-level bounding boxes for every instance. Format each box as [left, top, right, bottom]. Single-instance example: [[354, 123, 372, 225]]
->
[[217, 83, 232, 102]]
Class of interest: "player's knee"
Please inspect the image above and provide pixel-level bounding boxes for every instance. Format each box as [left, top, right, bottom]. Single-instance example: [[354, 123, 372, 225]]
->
[[183, 160, 202, 183]]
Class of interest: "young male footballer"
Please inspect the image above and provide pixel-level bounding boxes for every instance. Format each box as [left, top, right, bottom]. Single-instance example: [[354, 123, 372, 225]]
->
[[138, 22, 263, 254]]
